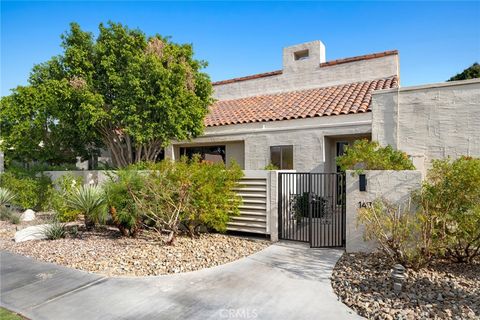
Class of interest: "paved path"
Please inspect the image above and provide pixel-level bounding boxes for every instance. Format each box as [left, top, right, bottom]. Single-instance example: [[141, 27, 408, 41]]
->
[[1, 242, 362, 320]]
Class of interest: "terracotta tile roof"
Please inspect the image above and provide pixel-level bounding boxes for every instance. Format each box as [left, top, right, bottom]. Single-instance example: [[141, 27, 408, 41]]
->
[[211, 50, 398, 86], [205, 76, 398, 127]]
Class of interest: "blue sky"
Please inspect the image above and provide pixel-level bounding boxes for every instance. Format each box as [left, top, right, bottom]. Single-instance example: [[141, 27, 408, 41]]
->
[[1, 1, 479, 96]]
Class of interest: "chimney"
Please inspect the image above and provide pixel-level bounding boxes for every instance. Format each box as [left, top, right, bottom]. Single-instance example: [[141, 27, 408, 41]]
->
[[282, 40, 326, 74]]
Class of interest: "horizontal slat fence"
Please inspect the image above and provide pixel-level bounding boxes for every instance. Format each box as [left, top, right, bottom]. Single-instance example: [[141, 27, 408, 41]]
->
[[227, 171, 269, 234]]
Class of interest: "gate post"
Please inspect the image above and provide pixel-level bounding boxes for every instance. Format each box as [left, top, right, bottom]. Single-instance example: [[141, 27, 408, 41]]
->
[[308, 174, 313, 247], [269, 171, 280, 242]]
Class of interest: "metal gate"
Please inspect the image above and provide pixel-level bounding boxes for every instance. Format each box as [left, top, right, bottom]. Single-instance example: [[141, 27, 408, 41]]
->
[[278, 172, 346, 248]]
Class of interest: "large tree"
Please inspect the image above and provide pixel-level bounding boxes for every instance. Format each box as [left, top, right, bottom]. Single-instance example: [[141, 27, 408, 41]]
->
[[0, 22, 213, 167], [448, 62, 480, 81]]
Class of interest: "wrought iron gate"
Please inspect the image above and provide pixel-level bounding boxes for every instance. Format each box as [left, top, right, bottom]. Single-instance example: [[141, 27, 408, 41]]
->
[[278, 172, 346, 248]]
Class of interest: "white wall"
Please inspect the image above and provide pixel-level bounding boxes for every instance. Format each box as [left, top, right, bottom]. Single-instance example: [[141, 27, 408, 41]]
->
[[372, 79, 480, 174], [43, 170, 112, 186], [169, 113, 372, 172], [345, 170, 422, 253], [214, 55, 399, 100]]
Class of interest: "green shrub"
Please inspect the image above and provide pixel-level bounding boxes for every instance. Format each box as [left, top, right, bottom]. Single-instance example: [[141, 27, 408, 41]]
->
[[419, 156, 480, 263], [104, 170, 144, 237], [50, 174, 84, 222], [128, 157, 243, 243], [0, 171, 52, 210], [67, 185, 106, 229], [9, 213, 20, 225], [337, 140, 415, 172], [0, 207, 13, 221], [43, 221, 66, 240], [263, 163, 279, 170], [0, 187, 16, 207], [358, 199, 436, 270], [185, 157, 243, 234]]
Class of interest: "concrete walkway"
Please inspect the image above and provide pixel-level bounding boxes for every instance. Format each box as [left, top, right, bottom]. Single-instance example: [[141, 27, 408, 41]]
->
[[1, 242, 362, 320]]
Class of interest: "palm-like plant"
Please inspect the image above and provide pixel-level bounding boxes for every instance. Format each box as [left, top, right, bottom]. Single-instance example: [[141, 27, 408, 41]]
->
[[67, 185, 106, 229], [0, 187, 16, 207]]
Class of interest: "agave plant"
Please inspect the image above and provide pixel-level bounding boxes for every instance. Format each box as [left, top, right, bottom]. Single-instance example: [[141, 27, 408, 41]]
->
[[67, 185, 106, 229], [43, 221, 66, 240], [0, 187, 16, 207]]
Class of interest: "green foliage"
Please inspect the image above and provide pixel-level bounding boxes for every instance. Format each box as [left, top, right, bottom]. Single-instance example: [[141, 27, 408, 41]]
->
[[292, 192, 309, 222], [9, 213, 20, 225], [360, 156, 480, 269], [0, 171, 52, 210], [67, 185, 106, 229], [263, 163, 279, 170], [0, 207, 13, 221], [43, 221, 67, 240], [0, 22, 213, 167], [0, 307, 26, 320], [358, 199, 436, 270], [104, 170, 144, 236], [336, 140, 415, 172], [50, 174, 84, 222], [182, 157, 243, 234], [126, 158, 243, 243], [448, 62, 480, 81], [418, 156, 480, 263], [0, 187, 16, 207]]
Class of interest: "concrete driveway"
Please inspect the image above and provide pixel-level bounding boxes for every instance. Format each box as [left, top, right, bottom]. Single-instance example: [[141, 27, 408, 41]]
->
[[1, 242, 361, 320]]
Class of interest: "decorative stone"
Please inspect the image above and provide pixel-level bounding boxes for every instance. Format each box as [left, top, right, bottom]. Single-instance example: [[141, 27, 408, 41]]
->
[[14, 224, 49, 242], [20, 209, 36, 222]]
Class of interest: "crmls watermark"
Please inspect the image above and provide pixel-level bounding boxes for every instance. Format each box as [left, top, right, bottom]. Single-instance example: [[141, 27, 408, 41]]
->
[[219, 308, 258, 319]]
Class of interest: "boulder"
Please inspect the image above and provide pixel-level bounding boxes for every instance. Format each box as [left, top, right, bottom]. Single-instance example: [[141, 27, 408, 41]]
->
[[14, 224, 49, 242], [21, 209, 36, 222]]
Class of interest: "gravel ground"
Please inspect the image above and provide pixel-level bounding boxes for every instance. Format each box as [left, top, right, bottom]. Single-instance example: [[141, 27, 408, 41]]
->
[[331, 252, 480, 320], [0, 222, 269, 277]]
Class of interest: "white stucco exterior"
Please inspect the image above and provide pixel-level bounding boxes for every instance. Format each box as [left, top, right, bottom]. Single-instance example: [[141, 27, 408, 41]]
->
[[168, 40, 479, 174], [345, 170, 423, 252], [167, 113, 372, 171], [213, 41, 398, 100], [167, 41, 400, 172], [372, 79, 480, 174]]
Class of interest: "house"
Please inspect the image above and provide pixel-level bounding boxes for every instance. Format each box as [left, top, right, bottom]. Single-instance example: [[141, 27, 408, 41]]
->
[[164, 40, 480, 175]]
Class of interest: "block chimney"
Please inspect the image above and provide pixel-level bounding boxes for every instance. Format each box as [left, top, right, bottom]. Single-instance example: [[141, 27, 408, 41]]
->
[[282, 40, 326, 74]]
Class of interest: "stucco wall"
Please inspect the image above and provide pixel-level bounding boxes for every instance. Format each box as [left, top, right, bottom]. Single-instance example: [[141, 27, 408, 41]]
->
[[345, 170, 422, 253], [169, 113, 372, 172], [372, 79, 480, 174], [214, 55, 399, 100], [43, 170, 112, 186]]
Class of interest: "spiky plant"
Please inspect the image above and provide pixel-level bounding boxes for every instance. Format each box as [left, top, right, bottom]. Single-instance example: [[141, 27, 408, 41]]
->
[[43, 221, 66, 240], [0, 187, 16, 207], [67, 185, 106, 229]]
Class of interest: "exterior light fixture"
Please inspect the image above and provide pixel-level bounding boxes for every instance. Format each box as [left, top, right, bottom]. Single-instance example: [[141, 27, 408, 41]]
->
[[359, 174, 367, 191], [392, 264, 406, 292]]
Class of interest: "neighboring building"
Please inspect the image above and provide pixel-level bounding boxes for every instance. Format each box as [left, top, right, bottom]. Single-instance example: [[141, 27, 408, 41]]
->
[[164, 40, 480, 175]]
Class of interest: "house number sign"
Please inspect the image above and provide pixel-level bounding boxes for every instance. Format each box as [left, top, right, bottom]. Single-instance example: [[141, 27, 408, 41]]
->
[[358, 201, 372, 208]]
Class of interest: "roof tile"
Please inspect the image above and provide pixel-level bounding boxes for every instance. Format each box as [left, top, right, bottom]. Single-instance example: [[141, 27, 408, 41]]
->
[[205, 76, 398, 127]]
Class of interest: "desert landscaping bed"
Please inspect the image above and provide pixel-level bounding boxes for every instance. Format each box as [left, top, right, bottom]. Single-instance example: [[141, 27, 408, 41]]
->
[[331, 252, 479, 320], [0, 222, 269, 276]]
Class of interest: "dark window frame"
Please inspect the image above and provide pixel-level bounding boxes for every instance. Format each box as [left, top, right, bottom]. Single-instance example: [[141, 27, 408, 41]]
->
[[270, 145, 294, 170]]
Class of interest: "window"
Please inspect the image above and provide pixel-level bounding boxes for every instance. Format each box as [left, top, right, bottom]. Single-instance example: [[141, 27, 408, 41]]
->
[[179, 145, 226, 164], [336, 141, 349, 173], [294, 49, 309, 61], [270, 145, 293, 169]]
